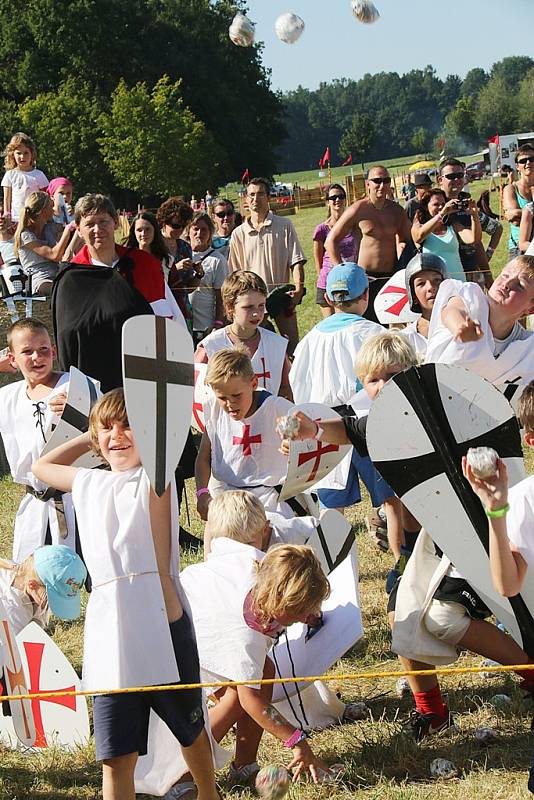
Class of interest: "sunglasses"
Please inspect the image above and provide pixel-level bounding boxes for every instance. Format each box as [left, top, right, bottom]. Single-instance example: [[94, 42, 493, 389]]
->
[[368, 177, 391, 185], [443, 172, 465, 180], [168, 222, 184, 229], [328, 194, 346, 201], [517, 156, 534, 165], [214, 210, 234, 219]]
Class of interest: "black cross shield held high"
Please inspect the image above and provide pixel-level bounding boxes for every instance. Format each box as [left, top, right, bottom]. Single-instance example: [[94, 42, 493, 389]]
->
[[123, 316, 194, 496], [367, 363, 534, 658]]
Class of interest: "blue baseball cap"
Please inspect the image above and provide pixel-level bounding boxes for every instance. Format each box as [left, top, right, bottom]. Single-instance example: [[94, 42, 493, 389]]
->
[[33, 545, 87, 621], [326, 263, 368, 301]]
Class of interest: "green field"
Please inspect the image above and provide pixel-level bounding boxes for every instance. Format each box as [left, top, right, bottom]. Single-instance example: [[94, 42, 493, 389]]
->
[[1, 186, 532, 800]]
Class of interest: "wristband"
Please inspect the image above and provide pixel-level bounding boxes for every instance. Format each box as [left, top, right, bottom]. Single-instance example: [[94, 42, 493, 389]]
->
[[485, 503, 510, 518], [195, 487, 210, 499], [313, 421, 325, 441], [283, 729, 307, 748]]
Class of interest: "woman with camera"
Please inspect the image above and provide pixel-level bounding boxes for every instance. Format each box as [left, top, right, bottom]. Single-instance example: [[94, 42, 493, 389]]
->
[[411, 188, 481, 281]]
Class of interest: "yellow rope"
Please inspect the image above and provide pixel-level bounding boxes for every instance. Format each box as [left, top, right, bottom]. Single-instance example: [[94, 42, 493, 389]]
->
[[3, 662, 533, 704]]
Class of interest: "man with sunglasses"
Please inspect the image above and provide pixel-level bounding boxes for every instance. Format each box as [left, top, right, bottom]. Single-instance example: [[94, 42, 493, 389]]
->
[[503, 145, 534, 258], [212, 198, 237, 259], [438, 159, 493, 288], [325, 165, 412, 322]]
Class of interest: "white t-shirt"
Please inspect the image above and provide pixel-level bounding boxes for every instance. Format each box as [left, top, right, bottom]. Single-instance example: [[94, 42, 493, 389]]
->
[[506, 475, 534, 570], [188, 249, 228, 332], [1, 168, 49, 221]]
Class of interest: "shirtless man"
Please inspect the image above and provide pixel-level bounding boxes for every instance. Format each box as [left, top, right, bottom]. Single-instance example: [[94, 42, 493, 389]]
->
[[325, 165, 411, 322]]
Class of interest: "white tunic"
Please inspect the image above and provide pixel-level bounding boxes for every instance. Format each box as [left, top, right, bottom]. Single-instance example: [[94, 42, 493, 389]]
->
[[290, 316, 383, 406], [507, 475, 534, 570], [180, 538, 271, 684], [0, 375, 77, 561], [202, 326, 288, 395], [401, 320, 428, 359], [426, 279, 534, 387], [205, 392, 292, 507], [71, 467, 183, 691]]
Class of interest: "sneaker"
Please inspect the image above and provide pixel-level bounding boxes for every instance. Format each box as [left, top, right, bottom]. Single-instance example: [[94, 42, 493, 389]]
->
[[365, 509, 389, 552], [228, 761, 260, 787], [163, 781, 198, 800], [409, 707, 456, 743]]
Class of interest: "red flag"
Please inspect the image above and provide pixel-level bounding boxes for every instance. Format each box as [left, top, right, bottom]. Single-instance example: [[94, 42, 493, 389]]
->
[[488, 133, 500, 146], [319, 147, 330, 168], [241, 168, 250, 184], [341, 154, 352, 166]]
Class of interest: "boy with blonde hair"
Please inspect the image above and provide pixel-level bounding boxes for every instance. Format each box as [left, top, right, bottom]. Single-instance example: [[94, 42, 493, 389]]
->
[[195, 348, 295, 521]]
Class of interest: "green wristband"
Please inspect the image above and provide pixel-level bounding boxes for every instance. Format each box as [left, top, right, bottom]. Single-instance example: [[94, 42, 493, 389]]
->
[[485, 503, 510, 518]]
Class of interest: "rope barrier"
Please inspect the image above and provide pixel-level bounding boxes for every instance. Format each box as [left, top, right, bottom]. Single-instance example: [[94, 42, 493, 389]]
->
[[4, 662, 534, 704]]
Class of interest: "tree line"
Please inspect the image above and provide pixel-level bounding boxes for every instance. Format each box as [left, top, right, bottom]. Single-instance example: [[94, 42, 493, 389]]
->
[[279, 56, 534, 170]]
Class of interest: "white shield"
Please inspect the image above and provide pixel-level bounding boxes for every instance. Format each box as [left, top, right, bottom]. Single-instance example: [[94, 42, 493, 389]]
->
[[0, 621, 89, 750], [191, 362, 209, 433], [373, 269, 419, 324], [279, 403, 351, 501], [271, 548, 362, 702], [307, 509, 354, 575], [0, 603, 35, 747], [122, 316, 194, 496], [41, 367, 102, 468]]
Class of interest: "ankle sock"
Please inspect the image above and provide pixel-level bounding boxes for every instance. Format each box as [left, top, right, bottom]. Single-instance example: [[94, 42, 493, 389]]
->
[[414, 685, 447, 718]]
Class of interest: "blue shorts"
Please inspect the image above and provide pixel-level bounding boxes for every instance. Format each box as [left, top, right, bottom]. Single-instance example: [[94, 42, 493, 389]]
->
[[93, 612, 204, 760], [318, 448, 394, 509]]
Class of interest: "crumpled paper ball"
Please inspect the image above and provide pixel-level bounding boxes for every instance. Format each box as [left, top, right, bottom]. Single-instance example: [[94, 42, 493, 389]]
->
[[229, 12, 255, 47], [351, 0, 380, 24], [466, 446, 498, 480], [275, 13, 305, 44], [255, 765, 290, 800]]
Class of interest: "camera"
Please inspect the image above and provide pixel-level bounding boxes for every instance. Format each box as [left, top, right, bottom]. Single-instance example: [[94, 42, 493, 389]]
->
[[454, 194, 470, 212]]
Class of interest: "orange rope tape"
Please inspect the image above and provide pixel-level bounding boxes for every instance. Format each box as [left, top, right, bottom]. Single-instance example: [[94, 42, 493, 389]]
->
[[3, 662, 533, 703]]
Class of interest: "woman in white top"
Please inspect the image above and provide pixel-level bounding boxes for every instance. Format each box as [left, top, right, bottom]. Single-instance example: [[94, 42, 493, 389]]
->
[[412, 188, 481, 282]]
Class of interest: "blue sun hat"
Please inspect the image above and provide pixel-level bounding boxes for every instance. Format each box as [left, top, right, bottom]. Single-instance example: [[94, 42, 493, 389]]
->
[[326, 262, 368, 301], [33, 545, 87, 620]]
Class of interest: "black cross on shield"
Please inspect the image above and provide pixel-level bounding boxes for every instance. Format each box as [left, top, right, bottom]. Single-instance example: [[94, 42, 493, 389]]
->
[[123, 316, 194, 496]]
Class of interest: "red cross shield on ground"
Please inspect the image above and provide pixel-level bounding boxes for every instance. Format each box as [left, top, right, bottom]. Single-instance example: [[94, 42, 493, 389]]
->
[[373, 269, 419, 324], [279, 402, 352, 501], [0, 622, 89, 750]]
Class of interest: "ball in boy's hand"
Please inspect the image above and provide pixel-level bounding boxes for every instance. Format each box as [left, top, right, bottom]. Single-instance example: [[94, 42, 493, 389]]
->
[[255, 765, 290, 800], [276, 414, 299, 441], [466, 447, 498, 480]]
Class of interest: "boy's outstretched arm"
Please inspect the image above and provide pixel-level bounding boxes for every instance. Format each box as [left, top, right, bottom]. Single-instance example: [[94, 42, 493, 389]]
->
[[442, 296, 483, 343], [462, 456, 527, 597], [195, 432, 212, 521], [32, 432, 91, 493]]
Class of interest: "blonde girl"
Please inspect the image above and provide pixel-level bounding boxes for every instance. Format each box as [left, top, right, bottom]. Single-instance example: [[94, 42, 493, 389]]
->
[[14, 191, 74, 295], [2, 133, 48, 221]]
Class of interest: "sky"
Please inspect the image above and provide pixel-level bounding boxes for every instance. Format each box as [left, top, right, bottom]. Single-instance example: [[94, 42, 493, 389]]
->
[[244, 0, 534, 93]]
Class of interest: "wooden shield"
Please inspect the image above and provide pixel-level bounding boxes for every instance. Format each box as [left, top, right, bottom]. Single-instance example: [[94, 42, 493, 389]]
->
[[373, 269, 419, 325], [41, 367, 102, 469], [366, 363, 534, 657], [122, 316, 194, 496], [0, 622, 89, 750], [279, 403, 352, 501], [271, 548, 362, 702], [0, 602, 36, 747]]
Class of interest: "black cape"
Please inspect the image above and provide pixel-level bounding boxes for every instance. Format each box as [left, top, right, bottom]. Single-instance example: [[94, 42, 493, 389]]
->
[[52, 261, 153, 393]]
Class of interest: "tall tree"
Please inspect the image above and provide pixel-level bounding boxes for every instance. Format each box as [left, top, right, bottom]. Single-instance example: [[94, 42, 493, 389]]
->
[[491, 56, 534, 89], [460, 68, 489, 99], [475, 76, 518, 138], [99, 76, 228, 199], [517, 69, 534, 132], [339, 113, 374, 162]]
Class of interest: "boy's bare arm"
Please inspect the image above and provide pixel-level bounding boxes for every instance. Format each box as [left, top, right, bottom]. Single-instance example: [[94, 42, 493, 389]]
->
[[195, 432, 212, 521], [32, 432, 91, 493], [149, 485, 183, 622], [441, 296, 483, 342]]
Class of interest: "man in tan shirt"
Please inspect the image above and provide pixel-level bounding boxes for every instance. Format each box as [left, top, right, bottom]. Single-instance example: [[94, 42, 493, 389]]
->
[[229, 177, 306, 355]]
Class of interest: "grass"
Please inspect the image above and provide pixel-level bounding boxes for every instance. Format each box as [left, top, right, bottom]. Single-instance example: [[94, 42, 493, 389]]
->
[[0, 182, 531, 799]]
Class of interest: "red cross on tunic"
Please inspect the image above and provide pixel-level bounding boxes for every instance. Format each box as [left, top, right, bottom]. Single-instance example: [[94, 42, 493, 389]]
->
[[233, 424, 262, 456], [24, 640, 77, 747], [298, 441, 339, 483], [255, 357, 271, 387], [192, 367, 205, 432], [381, 284, 409, 318]]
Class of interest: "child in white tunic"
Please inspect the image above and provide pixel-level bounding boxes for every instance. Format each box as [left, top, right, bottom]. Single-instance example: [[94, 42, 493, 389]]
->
[[32, 388, 218, 800], [195, 271, 292, 399], [0, 318, 90, 562], [195, 348, 295, 522], [463, 381, 534, 794], [181, 501, 336, 785]]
